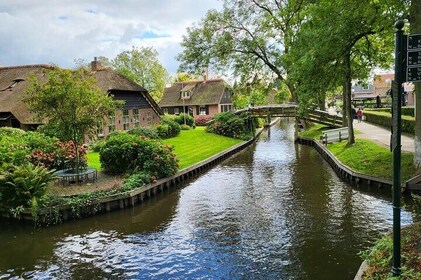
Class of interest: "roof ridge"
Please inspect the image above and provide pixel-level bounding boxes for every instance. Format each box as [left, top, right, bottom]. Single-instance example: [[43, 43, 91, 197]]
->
[[0, 64, 54, 70]]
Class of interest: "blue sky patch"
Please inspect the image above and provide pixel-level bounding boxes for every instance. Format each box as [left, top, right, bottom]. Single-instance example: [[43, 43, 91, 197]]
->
[[137, 30, 169, 40], [85, 9, 96, 14], [58, 15, 68, 20]]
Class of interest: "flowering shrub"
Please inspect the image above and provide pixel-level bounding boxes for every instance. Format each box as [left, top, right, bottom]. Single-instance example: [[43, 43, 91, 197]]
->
[[206, 111, 254, 140], [27, 141, 87, 171], [128, 127, 160, 139], [194, 115, 212, 126], [0, 129, 58, 171], [100, 132, 178, 177]]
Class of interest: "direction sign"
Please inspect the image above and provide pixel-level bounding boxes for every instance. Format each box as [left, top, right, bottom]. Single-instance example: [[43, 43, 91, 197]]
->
[[407, 50, 421, 66], [407, 66, 421, 82], [408, 34, 421, 50]]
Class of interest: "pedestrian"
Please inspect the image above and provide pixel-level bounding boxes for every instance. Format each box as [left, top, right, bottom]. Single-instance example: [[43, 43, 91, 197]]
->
[[376, 95, 381, 108], [357, 108, 363, 123]]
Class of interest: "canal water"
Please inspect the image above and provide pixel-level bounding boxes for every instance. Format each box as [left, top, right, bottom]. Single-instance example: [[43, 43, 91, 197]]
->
[[0, 121, 414, 279]]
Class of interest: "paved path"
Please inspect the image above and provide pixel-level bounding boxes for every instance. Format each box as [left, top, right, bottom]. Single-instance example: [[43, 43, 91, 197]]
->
[[353, 121, 414, 153]]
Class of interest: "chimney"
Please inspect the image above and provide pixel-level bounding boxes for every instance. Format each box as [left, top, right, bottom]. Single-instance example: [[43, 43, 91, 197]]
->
[[91, 57, 101, 71]]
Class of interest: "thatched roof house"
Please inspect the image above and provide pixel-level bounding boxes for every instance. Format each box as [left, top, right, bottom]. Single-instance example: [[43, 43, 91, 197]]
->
[[0, 60, 162, 135], [159, 78, 234, 117]]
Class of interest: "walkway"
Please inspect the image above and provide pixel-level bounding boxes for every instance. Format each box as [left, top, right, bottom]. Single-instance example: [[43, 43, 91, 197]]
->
[[353, 121, 414, 153]]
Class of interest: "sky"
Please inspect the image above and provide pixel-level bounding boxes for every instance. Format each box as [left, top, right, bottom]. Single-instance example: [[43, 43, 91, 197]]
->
[[0, 0, 222, 75]]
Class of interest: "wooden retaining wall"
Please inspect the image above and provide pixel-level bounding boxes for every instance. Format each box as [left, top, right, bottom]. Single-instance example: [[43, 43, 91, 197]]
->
[[1, 123, 277, 225], [295, 137, 394, 190]]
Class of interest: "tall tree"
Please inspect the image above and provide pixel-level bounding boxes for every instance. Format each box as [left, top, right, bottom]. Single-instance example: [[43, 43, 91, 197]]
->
[[112, 46, 169, 102], [290, 0, 404, 143], [177, 0, 308, 105], [24, 66, 117, 174], [410, 0, 421, 167]]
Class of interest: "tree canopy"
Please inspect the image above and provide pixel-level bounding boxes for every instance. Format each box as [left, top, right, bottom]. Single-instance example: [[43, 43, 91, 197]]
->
[[24, 66, 118, 172], [112, 46, 169, 102]]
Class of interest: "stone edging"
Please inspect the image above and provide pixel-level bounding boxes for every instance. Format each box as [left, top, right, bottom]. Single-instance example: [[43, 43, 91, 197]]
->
[[1, 121, 280, 224]]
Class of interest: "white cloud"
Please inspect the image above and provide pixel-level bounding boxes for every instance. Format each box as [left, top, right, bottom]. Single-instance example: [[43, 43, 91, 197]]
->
[[0, 0, 222, 75]]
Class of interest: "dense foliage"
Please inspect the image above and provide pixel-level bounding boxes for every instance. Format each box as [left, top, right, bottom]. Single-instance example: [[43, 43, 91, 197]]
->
[[128, 127, 160, 139], [112, 46, 169, 102], [206, 111, 254, 140], [174, 113, 195, 127], [156, 116, 181, 139], [0, 164, 56, 210], [0, 128, 86, 172], [194, 115, 212, 126], [99, 132, 178, 177]]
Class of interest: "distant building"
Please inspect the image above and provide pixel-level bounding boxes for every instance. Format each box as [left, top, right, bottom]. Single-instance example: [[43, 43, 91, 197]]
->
[[159, 78, 234, 118], [0, 59, 162, 138]]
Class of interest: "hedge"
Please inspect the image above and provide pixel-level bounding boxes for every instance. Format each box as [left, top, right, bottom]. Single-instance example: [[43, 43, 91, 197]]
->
[[365, 107, 414, 117], [363, 111, 415, 134]]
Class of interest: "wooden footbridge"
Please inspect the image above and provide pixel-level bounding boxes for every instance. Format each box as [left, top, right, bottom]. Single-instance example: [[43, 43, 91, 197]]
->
[[235, 104, 343, 128]]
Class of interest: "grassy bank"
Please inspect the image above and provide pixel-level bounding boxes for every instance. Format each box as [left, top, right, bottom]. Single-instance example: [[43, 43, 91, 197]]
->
[[298, 123, 419, 181], [87, 127, 243, 171]]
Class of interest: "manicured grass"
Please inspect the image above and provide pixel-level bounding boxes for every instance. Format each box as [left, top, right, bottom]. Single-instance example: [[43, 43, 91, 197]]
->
[[87, 151, 101, 170], [86, 127, 243, 171], [327, 139, 418, 181], [298, 123, 329, 139], [162, 127, 243, 170]]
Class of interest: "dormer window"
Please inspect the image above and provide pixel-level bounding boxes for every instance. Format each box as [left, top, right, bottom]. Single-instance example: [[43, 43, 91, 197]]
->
[[181, 91, 191, 99]]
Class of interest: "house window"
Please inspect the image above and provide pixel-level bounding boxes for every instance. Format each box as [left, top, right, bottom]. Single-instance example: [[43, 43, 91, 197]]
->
[[163, 108, 168, 114], [147, 112, 152, 125], [174, 108, 179, 115], [97, 123, 104, 138], [181, 91, 190, 99], [123, 110, 130, 131], [108, 115, 115, 133], [133, 109, 140, 127], [199, 106, 207, 115]]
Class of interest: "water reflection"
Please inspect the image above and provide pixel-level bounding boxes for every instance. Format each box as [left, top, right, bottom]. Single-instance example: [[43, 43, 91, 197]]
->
[[0, 120, 413, 279]]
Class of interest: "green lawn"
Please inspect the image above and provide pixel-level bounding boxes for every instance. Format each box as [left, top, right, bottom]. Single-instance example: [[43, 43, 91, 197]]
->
[[298, 123, 329, 139], [162, 127, 243, 169], [327, 139, 418, 181], [87, 127, 243, 171], [87, 151, 101, 170]]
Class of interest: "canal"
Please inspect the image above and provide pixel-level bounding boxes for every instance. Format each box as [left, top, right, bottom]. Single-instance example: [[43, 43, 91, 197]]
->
[[0, 121, 414, 279]]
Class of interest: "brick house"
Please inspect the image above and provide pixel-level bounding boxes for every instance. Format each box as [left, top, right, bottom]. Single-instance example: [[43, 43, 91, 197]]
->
[[0, 61, 162, 138], [159, 78, 234, 119]]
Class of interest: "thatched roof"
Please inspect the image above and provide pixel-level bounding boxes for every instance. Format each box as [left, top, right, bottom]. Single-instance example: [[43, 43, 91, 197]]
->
[[0, 65, 52, 124], [0, 65, 162, 125], [159, 79, 231, 107]]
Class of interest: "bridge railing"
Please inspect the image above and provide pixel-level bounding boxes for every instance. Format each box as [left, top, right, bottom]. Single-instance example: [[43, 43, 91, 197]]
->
[[235, 105, 342, 128]]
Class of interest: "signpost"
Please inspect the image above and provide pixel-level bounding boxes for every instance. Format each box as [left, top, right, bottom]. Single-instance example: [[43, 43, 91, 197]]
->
[[407, 34, 421, 82]]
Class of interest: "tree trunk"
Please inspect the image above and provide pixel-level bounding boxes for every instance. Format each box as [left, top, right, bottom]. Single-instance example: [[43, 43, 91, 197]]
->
[[344, 53, 355, 144], [410, 0, 421, 167]]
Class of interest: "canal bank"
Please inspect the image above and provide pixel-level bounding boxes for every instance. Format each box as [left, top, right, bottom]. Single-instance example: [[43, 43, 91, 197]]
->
[[0, 119, 282, 225], [0, 120, 413, 279]]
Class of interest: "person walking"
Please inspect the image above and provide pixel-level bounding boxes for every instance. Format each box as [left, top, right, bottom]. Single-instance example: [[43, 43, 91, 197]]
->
[[357, 108, 363, 123]]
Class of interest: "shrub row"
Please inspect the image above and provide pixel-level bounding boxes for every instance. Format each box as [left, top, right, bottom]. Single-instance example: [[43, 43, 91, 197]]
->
[[363, 111, 415, 134], [365, 107, 414, 117]]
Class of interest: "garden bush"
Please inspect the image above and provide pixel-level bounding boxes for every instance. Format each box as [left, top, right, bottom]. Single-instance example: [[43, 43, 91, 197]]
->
[[195, 115, 212, 126], [99, 132, 178, 177], [157, 116, 181, 138], [174, 113, 195, 127], [0, 164, 56, 209], [206, 111, 254, 140], [128, 127, 160, 139], [180, 124, 191, 130], [0, 129, 59, 171], [122, 171, 153, 191], [365, 107, 414, 117]]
